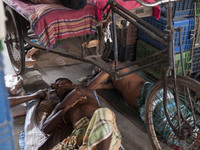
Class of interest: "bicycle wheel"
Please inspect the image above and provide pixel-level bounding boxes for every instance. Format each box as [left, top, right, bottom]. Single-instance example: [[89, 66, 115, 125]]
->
[[145, 76, 200, 150], [4, 5, 25, 75]]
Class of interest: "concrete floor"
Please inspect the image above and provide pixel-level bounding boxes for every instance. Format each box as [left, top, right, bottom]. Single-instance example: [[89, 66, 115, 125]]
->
[[2, 41, 153, 150]]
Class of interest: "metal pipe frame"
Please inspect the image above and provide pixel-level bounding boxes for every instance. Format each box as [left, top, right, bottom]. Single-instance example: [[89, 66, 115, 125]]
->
[[24, 37, 117, 77], [20, 0, 170, 79], [22, 0, 182, 79], [124, 0, 181, 7]]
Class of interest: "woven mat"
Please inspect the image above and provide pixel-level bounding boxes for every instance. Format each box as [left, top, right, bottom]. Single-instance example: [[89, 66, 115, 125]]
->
[[97, 89, 147, 132]]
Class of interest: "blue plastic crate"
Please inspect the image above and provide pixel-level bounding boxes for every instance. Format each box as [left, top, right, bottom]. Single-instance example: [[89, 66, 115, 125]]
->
[[160, 0, 197, 18], [138, 16, 195, 52], [0, 52, 15, 150]]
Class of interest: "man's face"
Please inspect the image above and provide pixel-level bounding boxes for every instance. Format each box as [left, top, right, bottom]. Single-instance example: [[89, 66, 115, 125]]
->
[[51, 79, 74, 99]]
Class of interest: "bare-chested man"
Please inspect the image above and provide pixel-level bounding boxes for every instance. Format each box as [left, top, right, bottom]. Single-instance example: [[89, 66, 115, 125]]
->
[[88, 61, 146, 108], [88, 61, 200, 148], [9, 78, 121, 150]]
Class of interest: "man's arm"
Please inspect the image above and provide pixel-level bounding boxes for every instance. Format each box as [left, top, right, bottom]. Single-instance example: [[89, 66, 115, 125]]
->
[[88, 70, 114, 90], [42, 89, 87, 134], [9, 89, 47, 107]]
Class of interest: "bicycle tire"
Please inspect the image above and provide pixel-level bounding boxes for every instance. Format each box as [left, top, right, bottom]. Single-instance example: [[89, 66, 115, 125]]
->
[[4, 5, 25, 75], [145, 76, 200, 150]]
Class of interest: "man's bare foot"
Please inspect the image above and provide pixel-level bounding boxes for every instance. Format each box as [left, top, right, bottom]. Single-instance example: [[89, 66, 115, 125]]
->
[[25, 59, 36, 68], [26, 48, 40, 58], [6, 76, 22, 96], [10, 79, 22, 95]]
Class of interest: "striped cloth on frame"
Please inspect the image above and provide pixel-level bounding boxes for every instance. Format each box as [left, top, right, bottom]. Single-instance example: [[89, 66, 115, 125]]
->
[[3, 0, 97, 49]]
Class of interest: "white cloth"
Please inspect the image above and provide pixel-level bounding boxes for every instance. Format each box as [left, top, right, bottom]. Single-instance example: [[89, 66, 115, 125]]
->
[[24, 101, 48, 150], [0, 0, 6, 39]]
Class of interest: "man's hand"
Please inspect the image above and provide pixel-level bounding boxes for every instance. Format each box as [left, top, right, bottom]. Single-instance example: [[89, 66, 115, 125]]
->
[[34, 89, 48, 99], [56, 96, 87, 112], [42, 95, 87, 134], [72, 96, 87, 106], [77, 96, 87, 101]]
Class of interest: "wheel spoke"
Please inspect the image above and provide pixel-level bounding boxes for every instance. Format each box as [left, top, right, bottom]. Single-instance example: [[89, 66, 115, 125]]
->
[[5, 5, 25, 74], [146, 76, 200, 149]]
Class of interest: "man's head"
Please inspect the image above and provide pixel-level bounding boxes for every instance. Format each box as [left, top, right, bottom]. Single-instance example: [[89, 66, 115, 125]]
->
[[51, 78, 74, 100]]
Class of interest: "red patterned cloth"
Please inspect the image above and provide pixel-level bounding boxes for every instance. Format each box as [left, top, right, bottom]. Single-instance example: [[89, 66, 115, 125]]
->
[[94, 0, 160, 21], [3, 0, 96, 49], [3, 0, 160, 49], [32, 2, 97, 49]]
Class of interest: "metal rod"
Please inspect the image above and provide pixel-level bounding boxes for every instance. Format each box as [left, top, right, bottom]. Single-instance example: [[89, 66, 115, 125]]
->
[[117, 49, 167, 70], [176, 6, 196, 129], [163, 1, 181, 137], [176, 27, 191, 126], [119, 59, 166, 77], [176, 27, 185, 76], [24, 37, 120, 77], [190, 2, 197, 74], [112, 7, 119, 71], [124, 0, 181, 7]]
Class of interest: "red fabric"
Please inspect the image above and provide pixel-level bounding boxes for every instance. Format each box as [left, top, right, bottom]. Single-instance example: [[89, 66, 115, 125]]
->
[[33, 5, 97, 49], [3, 0, 160, 49], [3, 0, 96, 49], [94, 0, 161, 21]]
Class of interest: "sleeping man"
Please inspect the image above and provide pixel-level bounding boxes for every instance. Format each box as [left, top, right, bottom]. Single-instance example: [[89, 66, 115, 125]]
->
[[88, 61, 146, 109], [9, 78, 121, 150], [88, 61, 200, 148]]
